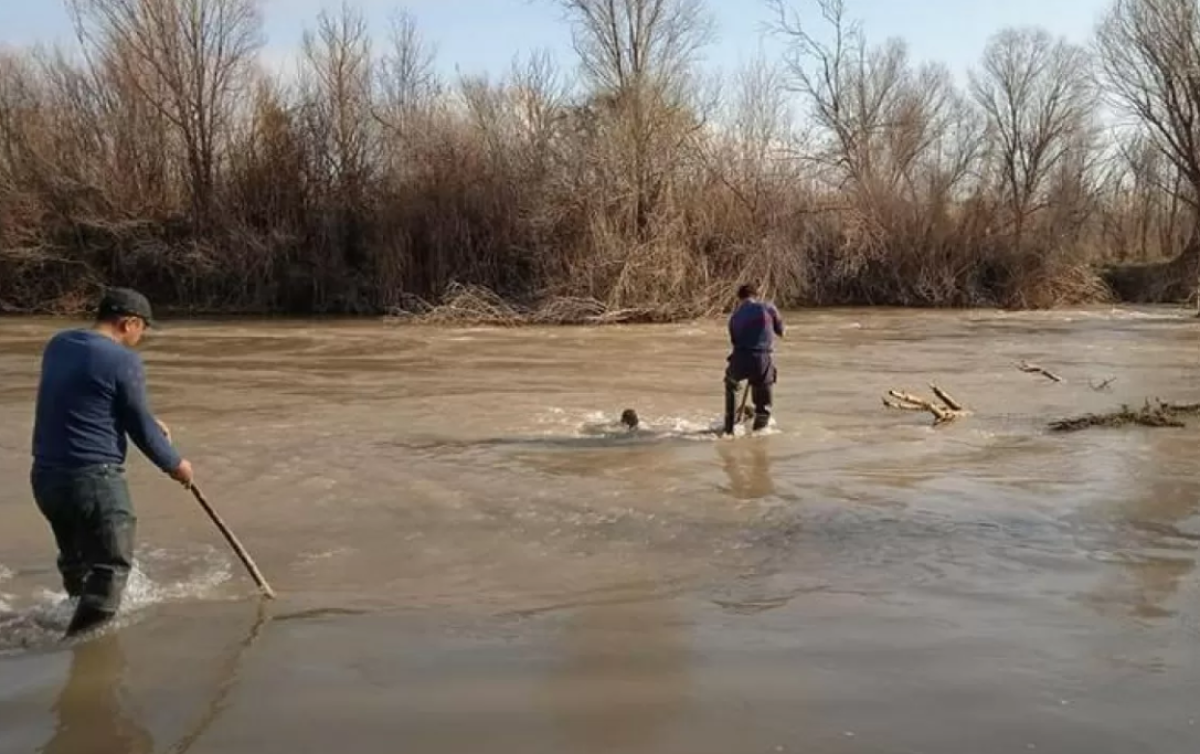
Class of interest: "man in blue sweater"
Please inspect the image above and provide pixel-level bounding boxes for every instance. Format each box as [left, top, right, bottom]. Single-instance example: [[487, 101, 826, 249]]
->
[[31, 287, 194, 638], [724, 284, 785, 435]]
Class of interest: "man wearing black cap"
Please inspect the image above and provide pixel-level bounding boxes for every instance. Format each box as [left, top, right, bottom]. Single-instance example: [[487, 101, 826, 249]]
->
[[723, 283, 785, 435], [30, 287, 194, 638]]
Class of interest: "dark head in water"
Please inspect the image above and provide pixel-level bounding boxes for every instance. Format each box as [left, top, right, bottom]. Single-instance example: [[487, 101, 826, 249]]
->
[[620, 408, 639, 429]]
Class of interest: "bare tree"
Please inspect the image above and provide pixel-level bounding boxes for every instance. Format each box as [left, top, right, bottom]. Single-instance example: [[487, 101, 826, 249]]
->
[[67, 0, 263, 227], [375, 9, 440, 144], [884, 60, 981, 204], [0, 52, 36, 182], [299, 2, 375, 194], [1097, 0, 1200, 206], [1098, 129, 1189, 261], [228, 75, 307, 230], [768, 0, 863, 184], [1096, 0, 1200, 303], [970, 27, 1094, 250], [554, 0, 713, 92], [767, 0, 957, 198], [0, 0, 1164, 315], [41, 40, 178, 211], [721, 55, 796, 215], [505, 50, 571, 183], [552, 0, 715, 239], [768, 0, 983, 294]]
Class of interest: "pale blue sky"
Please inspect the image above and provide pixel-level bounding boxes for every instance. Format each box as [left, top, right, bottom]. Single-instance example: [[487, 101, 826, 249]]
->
[[1, 0, 1112, 86]]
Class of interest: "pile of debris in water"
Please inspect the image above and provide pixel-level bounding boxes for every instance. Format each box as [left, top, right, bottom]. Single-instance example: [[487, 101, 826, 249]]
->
[[1048, 400, 1200, 432], [881, 358, 1200, 433]]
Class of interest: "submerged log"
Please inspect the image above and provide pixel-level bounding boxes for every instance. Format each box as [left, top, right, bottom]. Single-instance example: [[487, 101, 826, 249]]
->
[[1017, 360, 1063, 383], [930, 385, 964, 412], [1048, 399, 1200, 432], [883, 384, 970, 425]]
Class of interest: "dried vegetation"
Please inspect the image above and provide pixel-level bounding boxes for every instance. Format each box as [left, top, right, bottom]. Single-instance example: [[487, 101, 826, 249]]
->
[[1, 0, 1200, 317]]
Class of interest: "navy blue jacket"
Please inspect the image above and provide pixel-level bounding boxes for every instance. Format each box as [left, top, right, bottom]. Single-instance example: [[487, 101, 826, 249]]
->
[[728, 299, 785, 353], [31, 329, 181, 473]]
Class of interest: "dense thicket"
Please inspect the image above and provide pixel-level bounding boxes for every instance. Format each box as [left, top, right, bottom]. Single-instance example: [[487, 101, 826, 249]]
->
[[1, 0, 1197, 317]]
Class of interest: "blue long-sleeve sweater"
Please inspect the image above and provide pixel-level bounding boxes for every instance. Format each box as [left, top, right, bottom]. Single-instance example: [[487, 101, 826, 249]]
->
[[31, 329, 182, 473], [728, 299, 785, 352]]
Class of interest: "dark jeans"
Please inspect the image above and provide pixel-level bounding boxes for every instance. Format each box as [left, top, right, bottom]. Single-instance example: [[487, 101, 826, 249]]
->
[[31, 463, 137, 617], [724, 350, 777, 433]]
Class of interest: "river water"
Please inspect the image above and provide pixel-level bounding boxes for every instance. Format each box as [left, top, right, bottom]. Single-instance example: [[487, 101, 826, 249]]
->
[[0, 308, 1197, 753]]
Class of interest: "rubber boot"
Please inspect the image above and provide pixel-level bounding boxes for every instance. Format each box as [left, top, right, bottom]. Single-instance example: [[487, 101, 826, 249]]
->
[[64, 602, 114, 639], [723, 379, 738, 436], [752, 412, 770, 432]]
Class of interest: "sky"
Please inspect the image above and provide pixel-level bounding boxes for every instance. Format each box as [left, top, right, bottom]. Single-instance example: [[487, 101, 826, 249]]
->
[[0, 0, 1113, 88]]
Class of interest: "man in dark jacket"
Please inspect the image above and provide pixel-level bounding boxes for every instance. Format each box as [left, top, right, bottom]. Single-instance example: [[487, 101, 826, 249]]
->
[[723, 284, 785, 435], [30, 287, 194, 638]]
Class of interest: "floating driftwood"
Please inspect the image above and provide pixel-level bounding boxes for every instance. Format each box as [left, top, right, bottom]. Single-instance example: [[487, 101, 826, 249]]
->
[[1048, 399, 1200, 432], [1017, 360, 1063, 383], [1089, 377, 1116, 392], [883, 384, 970, 425]]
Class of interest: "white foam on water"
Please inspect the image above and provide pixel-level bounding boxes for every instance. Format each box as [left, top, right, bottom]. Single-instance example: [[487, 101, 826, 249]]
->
[[533, 407, 569, 428], [124, 547, 234, 605], [0, 592, 79, 654], [578, 409, 784, 441], [0, 565, 19, 632], [529, 405, 790, 445], [298, 547, 351, 564], [999, 306, 1190, 323], [1103, 306, 1190, 320]]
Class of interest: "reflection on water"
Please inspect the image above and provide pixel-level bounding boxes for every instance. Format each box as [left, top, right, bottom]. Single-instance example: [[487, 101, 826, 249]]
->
[[716, 439, 775, 501], [1082, 436, 1200, 622], [542, 584, 691, 754], [23, 601, 271, 754], [42, 634, 153, 754]]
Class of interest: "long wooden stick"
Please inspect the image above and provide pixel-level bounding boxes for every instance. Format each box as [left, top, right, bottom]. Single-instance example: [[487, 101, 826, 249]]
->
[[187, 483, 276, 599]]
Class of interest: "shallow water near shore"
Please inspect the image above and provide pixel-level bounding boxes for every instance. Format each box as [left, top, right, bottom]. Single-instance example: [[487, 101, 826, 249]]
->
[[1, 306, 1198, 753]]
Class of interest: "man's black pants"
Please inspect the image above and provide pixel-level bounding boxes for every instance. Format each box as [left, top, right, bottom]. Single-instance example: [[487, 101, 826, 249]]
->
[[724, 350, 777, 434], [31, 463, 137, 633]]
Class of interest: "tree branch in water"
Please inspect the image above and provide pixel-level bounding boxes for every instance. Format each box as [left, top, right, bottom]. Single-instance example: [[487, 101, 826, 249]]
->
[[883, 384, 970, 425]]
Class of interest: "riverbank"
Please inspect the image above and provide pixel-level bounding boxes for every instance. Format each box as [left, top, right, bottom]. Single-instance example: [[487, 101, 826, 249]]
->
[[4, 282, 1196, 328]]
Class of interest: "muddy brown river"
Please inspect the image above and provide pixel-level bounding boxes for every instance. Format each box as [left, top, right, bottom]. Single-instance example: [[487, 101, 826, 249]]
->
[[0, 308, 1198, 753]]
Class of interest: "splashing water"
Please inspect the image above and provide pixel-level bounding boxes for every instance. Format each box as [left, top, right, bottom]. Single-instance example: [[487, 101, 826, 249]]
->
[[0, 547, 234, 653], [572, 408, 779, 441]]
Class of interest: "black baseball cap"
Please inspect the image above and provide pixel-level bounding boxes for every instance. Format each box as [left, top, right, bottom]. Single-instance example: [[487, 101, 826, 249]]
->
[[97, 287, 157, 328]]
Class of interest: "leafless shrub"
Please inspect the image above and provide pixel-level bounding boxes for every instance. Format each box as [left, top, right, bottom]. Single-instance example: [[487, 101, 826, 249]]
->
[[2, 0, 1198, 316]]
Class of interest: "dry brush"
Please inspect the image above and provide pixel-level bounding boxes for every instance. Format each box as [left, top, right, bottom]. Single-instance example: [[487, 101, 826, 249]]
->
[[0, 0, 1198, 317]]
